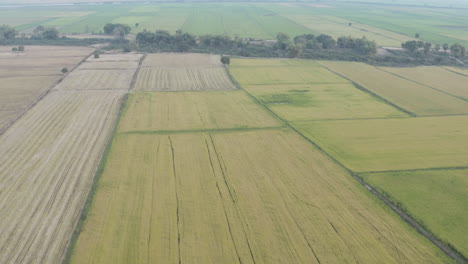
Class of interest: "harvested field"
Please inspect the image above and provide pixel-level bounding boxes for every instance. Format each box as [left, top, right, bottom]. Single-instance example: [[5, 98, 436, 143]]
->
[[0, 111, 16, 129], [70, 129, 449, 263], [243, 83, 408, 121], [142, 53, 221, 67], [0, 57, 87, 70], [380, 66, 468, 100], [361, 169, 468, 257], [0, 90, 125, 263], [118, 91, 282, 132], [134, 67, 237, 91], [54, 69, 135, 91], [85, 53, 143, 62], [320, 61, 468, 115], [0, 46, 93, 58], [78, 61, 140, 70], [230, 65, 348, 85], [293, 115, 468, 172]]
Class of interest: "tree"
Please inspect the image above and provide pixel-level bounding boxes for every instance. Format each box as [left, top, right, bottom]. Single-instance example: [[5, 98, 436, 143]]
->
[[450, 43, 466, 58], [349, 22, 352, 26], [402, 40, 418, 53], [287, 44, 302, 58], [103, 23, 131, 37], [94, 52, 100, 58], [415, 33, 420, 38], [32, 25, 45, 38], [355, 36, 377, 55], [18, 45, 25, 51], [276, 32, 291, 50], [11, 47, 18, 52], [434, 44, 441, 52], [443, 43, 449, 53], [61, 67, 68, 74], [316, 34, 336, 49], [0, 24, 17, 40], [135, 23, 139, 28], [423, 42, 432, 55], [220, 55, 231, 65], [42, 27, 59, 39]]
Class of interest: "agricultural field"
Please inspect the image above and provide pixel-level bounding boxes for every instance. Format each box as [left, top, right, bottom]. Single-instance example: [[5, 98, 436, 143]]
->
[[2, 2, 467, 46], [70, 128, 449, 263], [231, 58, 408, 121], [293, 115, 468, 172], [379, 66, 468, 100], [320, 61, 468, 116], [360, 169, 468, 257], [54, 69, 135, 91], [0, 46, 93, 132], [444, 66, 468, 77], [0, 90, 126, 263], [118, 91, 282, 132], [135, 53, 236, 91]]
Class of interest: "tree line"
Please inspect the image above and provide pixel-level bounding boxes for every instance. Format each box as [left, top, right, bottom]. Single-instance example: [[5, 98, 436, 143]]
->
[[402, 40, 465, 58]]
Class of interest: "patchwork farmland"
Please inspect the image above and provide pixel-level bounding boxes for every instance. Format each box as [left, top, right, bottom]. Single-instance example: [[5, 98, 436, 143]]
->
[[0, 50, 467, 264], [67, 54, 455, 264]]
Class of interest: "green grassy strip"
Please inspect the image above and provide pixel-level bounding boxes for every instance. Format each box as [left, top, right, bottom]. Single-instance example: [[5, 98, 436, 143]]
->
[[61, 93, 129, 264], [317, 61, 417, 117], [226, 64, 467, 264], [120, 125, 287, 135]]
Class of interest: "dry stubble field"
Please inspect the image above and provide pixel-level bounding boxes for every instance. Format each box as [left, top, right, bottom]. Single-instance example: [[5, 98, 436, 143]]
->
[[0, 46, 93, 132], [135, 53, 237, 91], [0, 52, 142, 263]]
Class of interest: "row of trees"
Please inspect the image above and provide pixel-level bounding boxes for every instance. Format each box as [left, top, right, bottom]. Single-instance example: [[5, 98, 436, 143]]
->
[[402, 40, 466, 58], [103, 23, 131, 38]]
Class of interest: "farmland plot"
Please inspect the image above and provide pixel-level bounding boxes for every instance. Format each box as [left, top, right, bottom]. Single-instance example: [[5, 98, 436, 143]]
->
[[0, 46, 92, 132], [134, 67, 237, 91], [142, 53, 221, 67], [118, 91, 282, 132], [361, 169, 468, 257], [444, 67, 468, 77], [54, 69, 135, 91], [380, 66, 468, 100], [70, 129, 449, 263], [230, 65, 348, 85], [293, 115, 468, 172], [231, 58, 320, 67], [320, 61, 468, 115], [136, 53, 236, 91], [243, 83, 407, 121], [0, 90, 125, 263]]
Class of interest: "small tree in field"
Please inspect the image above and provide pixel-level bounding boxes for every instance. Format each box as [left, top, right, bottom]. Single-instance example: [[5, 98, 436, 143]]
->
[[94, 52, 100, 59], [220, 55, 230, 65], [18, 45, 25, 51], [11, 47, 18, 52], [61, 67, 68, 74]]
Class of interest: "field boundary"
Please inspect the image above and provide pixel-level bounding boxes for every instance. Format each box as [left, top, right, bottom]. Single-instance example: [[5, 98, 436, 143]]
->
[[317, 62, 417, 117], [0, 49, 95, 136], [61, 93, 129, 264], [120, 125, 287, 135], [442, 67, 468, 77], [358, 166, 468, 175], [376, 66, 468, 102], [227, 65, 467, 264], [130, 53, 147, 91]]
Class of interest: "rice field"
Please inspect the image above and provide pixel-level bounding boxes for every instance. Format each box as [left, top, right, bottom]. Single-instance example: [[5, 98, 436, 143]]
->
[[142, 53, 221, 67], [230, 65, 348, 85], [293, 115, 468, 172], [361, 169, 468, 257], [69, 129, 449, 264], [243, 83, 408, 121], [320, 61, 468, 116], [380, 66, 468, 100], [118, 91, 282, 132], [0, 90, 125, 263]]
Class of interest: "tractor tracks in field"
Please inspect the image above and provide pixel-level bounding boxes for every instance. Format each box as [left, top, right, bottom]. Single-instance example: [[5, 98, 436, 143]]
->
[[225, 65, 468, 264]]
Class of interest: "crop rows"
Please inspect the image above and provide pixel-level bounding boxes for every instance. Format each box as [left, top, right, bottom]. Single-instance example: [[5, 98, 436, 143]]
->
[[0, 90, 125, 263]]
